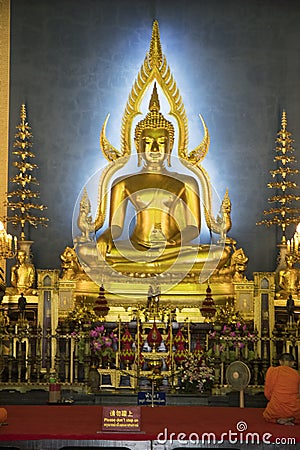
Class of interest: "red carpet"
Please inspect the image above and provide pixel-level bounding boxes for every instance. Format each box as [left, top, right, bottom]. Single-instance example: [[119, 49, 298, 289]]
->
[[0, 405, 299, 444]]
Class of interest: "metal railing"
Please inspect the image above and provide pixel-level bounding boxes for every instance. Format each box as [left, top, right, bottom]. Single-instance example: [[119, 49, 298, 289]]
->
[[0, 323, 296, 391]]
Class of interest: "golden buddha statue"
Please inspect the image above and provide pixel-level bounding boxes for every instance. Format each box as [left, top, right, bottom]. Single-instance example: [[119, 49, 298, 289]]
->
[[10, 249, 36, 295], [75, 21, 233, 283], [60, 246, 88, 281], [93, 85, 230, 275], [210, 247, 248, 283], [277, 253, 300, 299]]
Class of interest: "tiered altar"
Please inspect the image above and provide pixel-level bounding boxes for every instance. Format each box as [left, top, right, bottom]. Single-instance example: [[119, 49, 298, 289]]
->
[[0, 21, 299, 397]]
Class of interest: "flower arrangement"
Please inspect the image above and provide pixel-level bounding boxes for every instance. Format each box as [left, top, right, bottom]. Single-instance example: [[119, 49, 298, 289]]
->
[[213, 302, 245, 327], [210, 321, 255, 340], [179, 353, 215, 393], [90, 325, 118, 366], [209, 317, 256, 362], [66, 304, 97, 330]]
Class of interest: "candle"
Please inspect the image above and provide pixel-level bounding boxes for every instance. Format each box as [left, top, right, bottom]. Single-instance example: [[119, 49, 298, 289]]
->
[[295, 237, 298, 253], [7, 234, 12, 251], [220, 362, 224, 386]]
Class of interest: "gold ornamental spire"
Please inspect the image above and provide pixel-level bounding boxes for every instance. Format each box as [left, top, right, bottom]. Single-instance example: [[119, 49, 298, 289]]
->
[[149, 20, 162, 68], [257, 110, 300, 244], [6, 104, 48, 240], [281, 110, 287, 130], [149, 82, 160, 111], [100, 20, 210, 163], [100, 20, 191, 160]]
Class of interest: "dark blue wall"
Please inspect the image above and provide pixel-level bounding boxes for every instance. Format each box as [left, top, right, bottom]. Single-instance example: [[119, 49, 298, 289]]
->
[[9, 0, 300, 278]]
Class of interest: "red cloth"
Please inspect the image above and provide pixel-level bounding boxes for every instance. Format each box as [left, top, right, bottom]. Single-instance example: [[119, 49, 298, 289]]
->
[[263, 365, 300, 423], [0, 405, 299, 443]]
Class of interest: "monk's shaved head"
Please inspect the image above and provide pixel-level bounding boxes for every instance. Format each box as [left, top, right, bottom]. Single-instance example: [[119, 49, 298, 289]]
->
[[279, 353, 295, 363]]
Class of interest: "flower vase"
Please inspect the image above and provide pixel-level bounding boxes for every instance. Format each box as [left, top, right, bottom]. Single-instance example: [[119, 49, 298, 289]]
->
[[101, 355, 109, 369], [88, 365, 100, 392]]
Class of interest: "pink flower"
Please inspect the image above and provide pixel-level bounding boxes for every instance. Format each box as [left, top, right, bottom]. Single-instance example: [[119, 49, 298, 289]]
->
[[103, 337, 112, 347], [110, 332, 118, 342], [95, 325, 105, 333], [90, 330, 98, 338], [93, 341, 102, 351]]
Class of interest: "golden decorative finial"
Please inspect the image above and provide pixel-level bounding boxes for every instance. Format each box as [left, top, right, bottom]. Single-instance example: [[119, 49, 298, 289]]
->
[[81, 187, 90, 209], [18, 104, 32, 142], [222, 189, 231, 215], [20, 104, 27, 122], [149, 82, 160, 112], [149, 20, 162, 68], [281, 110, 287, 131]]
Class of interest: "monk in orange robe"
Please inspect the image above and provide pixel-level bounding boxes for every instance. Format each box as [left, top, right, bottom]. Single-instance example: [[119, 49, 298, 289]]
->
[[263, 353, 300, 425], [0, 407, 7, 424]]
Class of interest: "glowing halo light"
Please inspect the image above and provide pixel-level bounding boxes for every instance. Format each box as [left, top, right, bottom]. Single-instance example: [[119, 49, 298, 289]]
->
[[72, 153, 226, 297]]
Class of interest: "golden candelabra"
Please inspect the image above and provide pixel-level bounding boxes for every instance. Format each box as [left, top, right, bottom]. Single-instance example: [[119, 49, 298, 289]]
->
[[0, 220, 17, 259], [286, 223, 300, 255]]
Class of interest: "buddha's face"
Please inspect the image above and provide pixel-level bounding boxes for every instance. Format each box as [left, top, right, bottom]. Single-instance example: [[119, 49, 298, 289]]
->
[[17, 251, 26, 264], [286, 256, 294, 268], [140, 128, 170, 165]]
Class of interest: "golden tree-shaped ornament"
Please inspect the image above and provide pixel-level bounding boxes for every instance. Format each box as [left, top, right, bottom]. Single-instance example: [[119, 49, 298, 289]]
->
[[257, 110, 300, 244], [6, 104, 48, 240]]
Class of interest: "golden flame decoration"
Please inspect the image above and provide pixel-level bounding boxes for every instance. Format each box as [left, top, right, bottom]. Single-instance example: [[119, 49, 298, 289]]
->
[[100, 20, 210, 161]]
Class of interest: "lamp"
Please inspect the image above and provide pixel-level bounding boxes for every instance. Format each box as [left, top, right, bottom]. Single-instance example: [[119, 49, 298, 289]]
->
[[200, 285, 216, 322], [93, 285, 110, 320]]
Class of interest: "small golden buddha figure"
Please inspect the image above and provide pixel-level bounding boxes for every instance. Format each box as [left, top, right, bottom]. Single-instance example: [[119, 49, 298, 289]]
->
[[210, 248, 248, 282], [277, 254, 300, 299], [78, 85, 231, 276], [10, 250, 36, 295], [146, 283, 161, 314], [232, 251, 248, 282], [60, 246, 88, 281]]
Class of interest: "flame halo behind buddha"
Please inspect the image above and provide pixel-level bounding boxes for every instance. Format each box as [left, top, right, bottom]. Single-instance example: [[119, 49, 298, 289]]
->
[[73, 21, 232, 292]]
